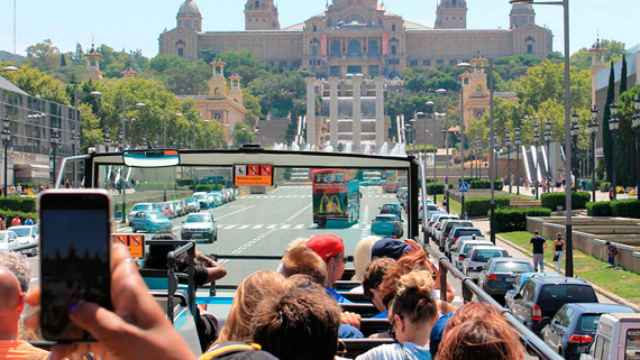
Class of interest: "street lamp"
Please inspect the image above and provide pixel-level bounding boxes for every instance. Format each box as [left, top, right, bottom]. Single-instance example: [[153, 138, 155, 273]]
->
[[632, 95, 640, 200], [609, 104, 620, 200], [544, 120, 552, 192], [511, 0, 575, 279], [533, 121, 541, 200], [588, 106, 599, 202], [458, 62, 473, 180], [570, 113, 580, 191], [2, 120, 11, 197], [442, 128, 451, 213], [515, 127, 522, 195], [505, 138, 513, 193], [50, 129, 62, 186]]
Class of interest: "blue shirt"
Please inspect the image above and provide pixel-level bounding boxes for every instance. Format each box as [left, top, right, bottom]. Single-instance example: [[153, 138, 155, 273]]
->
[[326, 287, 351, 304], [430, 312, 454, 357], [339, 324, 364, 339], [371, 310, 388, 319], [356, 342, 431, 360]]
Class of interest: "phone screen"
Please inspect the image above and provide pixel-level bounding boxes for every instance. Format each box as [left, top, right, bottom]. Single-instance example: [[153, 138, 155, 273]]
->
[[40, 192, 112, 342]]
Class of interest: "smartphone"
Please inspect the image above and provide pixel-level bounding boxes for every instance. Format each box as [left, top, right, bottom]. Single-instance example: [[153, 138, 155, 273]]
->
[[39, 190, 113, 343]]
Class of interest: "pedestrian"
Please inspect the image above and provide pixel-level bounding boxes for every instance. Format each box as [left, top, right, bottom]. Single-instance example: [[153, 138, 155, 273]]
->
[[23, 216, 34, 226], [10, 216, 21, 227], [606, 242, 618, 268], [530, 231, 546, 272], [553, 233, 565, 273], [0, 216, 5, 231]]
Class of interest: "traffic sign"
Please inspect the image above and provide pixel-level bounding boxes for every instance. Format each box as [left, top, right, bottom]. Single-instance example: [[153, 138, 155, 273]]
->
[[459, 181, 470, 193], [234, 164, 274, 187], [113, 234, 145, 259]]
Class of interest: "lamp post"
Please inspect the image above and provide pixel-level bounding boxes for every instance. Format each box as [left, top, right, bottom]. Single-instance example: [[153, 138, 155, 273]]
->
[[609, 104, 620, 200], [533, 122, 540, 200], [515, 127, 522, 196], [544, 120, 552, 192], [506, 138, 513, 194], [50, 129, 62, 186], [442, 128, 451, 213], [588, 106, 599, 202], [458, 62, 472, 181], [2, 120, 11, 197], [570, 113, 580, 191], [632, 95, 640, 200]]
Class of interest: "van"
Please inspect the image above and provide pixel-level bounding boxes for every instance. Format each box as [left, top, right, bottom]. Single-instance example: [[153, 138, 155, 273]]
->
[[580, 313, 640, 360]]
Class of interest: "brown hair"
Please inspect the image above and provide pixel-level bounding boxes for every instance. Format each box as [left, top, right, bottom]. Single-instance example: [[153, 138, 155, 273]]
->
[[379, 248, 437, 307], [438, 303, 525, 360], [252, 285, 341, 360], [216, 271, 286, 344], [281, 245, 328, 286], [362, 258, 395, 299], [391, 270, 438, 324]]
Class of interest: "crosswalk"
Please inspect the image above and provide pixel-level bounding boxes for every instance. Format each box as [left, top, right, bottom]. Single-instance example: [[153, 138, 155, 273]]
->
[[238, 194, 397, 200], [216, 223, 372, 231]]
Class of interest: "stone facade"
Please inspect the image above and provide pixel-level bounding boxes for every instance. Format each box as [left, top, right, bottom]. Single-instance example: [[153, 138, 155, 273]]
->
[[159, 0, 553, 77]]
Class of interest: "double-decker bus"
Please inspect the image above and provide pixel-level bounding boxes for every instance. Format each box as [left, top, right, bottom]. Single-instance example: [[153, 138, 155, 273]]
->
[[311, 169, 360, 228]]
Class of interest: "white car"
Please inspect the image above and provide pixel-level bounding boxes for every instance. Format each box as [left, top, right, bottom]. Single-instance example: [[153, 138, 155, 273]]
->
[[463, 246, 509, 280], [8, 225, 39, 257], [0, 230, 18, 252], [453, 239, 492, 271]]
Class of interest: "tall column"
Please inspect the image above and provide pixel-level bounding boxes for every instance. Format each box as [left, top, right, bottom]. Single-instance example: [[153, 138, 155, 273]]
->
[[329, 77, 339, 148], [352, 75, 363, 153], [375, 77, 385, 150], [306, 78, 317, 148]]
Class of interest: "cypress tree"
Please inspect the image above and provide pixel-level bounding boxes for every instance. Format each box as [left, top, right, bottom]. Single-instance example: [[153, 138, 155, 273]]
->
[[617, 55, 634, 186], [59, 53, 67, 67], [602, 62, 615, 181]]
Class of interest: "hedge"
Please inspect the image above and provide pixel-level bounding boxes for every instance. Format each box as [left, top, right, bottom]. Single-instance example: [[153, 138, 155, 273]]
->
[[463, 196, 511, 217], [541, 192, 591, 210], [494, 207, 552, 233], [470, 179, 504, 191], [426, 183, 445, 195], [0, 209, 37, 227], [587, 201, 613, 217], [0, 197, 36, 213], [193, 184, 224, 193]]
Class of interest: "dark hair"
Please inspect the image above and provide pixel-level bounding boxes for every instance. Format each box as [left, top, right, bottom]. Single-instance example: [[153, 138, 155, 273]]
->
[[438, 303, 525, 360], [391, 270, 438, 324], [281, 246, 328, 286], [252, 286, 341, 360], [363, 258, 395, 299]]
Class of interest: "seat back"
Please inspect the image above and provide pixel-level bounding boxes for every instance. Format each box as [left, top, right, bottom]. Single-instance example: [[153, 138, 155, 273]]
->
[[341, 303, 379, 318], [359, 319, 391, 337]]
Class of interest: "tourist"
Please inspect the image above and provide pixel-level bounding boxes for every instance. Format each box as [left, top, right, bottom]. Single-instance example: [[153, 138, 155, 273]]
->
[[371, 238, 412, 261], [306, 234, 349, 303], [23, 216, 34, 226], [553, 233, 565, 272], [0, 216, 6, 231], [606, 241, 618, 268], [10, 216, 21, 227], [352, 235, 381, 283], [356, 270, 439, 360], [362, 257, 396, 319], [252, 283, 342, 360], [216, 271, 287, 344], [530, 231, 546, 272], [0, 267, 49, 360]]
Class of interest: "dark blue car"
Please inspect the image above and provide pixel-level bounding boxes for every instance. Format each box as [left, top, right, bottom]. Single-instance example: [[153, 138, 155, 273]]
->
[[542, 303, 636, 360]]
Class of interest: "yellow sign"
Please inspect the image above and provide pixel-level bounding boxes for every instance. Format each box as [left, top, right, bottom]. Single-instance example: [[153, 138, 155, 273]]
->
[[113, 234, 145, 259], [234, 164, 273, 187]]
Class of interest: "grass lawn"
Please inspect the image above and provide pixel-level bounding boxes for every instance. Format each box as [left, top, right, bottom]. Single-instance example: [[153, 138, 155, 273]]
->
[[499, 231, 640, 305]]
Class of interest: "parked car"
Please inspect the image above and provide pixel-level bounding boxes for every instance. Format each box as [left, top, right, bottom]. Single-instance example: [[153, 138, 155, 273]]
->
[[185, 197, 201, 213], [181, 212, 217, 243], [380, 203, 403, 221], [208, 191, 224, 207], [193, 192, 211, 209], [425, 213, 449, 236], [479, 258, 534, 299], [371, 214, 404, 238], [580, 313, 640, 360], [453, 239, 493, 271], [509, 276, 598, 334], [440, 220, 474, 251], [542, 303, 636, 360], [463, 246, 509, 280], [419, 203, 441, 222], [447, 227, 484, 255], [0, 230, 18, 252], [128, 203, 154, 223], [130, 212, 173, 234], [431, 215, 459, 242], [8, 226, 39, 257], [505, 272, 558, 310]]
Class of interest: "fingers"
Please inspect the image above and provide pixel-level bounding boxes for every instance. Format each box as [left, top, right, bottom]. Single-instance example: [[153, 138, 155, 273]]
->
[[69, 301, 131, 344], [25, 286, 40, 306]]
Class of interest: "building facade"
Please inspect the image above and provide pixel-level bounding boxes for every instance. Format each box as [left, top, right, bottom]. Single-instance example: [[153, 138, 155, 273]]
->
[[159, 0, 553, 78], [0, 76, 81, 186]]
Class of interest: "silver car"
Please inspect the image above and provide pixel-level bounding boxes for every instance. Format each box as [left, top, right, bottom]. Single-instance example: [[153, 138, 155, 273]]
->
[[453, 239, 492, 271], [181, 212, 217, 243], [463, 246, 510, 280], [0, 230, 18, 252], [8, 225, 39, 257]]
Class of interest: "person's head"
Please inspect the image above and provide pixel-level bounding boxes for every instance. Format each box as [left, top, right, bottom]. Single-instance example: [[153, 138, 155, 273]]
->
[[534, 231, 539, 236], [379, 248, 437, 308], [352, 236, 380, 282], [252, 284, 341, 360], [286, 238, 308, 252], [606, 241, 611, 246], [363, 258, 396, 311], [438, 303, 525, 360], [371, 238, 411, 261], [281, 246, 328, 286], [556, 233, 563, 240], [389, 270, 438, 344], [0, 266, 25, 338], [306, 234, 345, 286], [0, 251, 31, 292], [218, 271, 287, 343]]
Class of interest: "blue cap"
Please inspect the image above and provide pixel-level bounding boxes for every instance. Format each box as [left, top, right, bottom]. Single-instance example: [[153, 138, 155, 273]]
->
[[371, 239, 411, 260]]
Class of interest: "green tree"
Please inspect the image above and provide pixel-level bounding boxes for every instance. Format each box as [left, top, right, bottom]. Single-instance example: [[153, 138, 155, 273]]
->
[[0, 64, 69, 104], [148, 55, 210, 95], [615, 56, 635, 186], [26, 39, 60, 71], [602, 63, 616, 181], [571, 39, 626, 71], [77, 103, 103, 151], [234, 122, 256, 147]]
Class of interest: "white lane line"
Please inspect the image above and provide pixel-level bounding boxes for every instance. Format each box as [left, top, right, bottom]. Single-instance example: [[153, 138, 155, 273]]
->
[[280, 224, 291, 230], [215, 205, 256, 220], [267, 224, 278, 230], [222, 224, 237, 230], [238, 224, 250, 230], [294, 224, 305, 230], [253, 224, 263, 230]]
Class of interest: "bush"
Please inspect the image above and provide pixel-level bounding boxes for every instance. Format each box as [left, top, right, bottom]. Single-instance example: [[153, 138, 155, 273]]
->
[[176, 179, 194, 188], [426, 183, 445, 195], [463, 196, 511, 217], [611, 200, 640, 218], [494, 207, 552, 233], [0, 197, 36, 213], [193, 184, 223, 193], [469, 179, 504, 191], [587, 201, 613, 217], [541, 192, 591, 210]]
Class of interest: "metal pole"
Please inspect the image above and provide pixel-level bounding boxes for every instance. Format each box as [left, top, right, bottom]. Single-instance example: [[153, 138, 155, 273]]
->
[[3, 141, 8, 197], [563, 0, 574, 278], [508, 144, 512, 193], [445, 131, 450, 213], [592, 132, 597, 202], [52, 145, 57, 186], [489, 60, 496, 245], [516, 143, 521, 195]]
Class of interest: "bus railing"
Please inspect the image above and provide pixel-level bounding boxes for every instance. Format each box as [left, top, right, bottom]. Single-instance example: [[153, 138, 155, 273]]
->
[[428, 244, 564, 360]]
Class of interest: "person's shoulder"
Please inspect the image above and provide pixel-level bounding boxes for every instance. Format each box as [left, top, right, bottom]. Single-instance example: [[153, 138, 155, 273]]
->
[[355, 343, 400, 360], [13, 341, 49, 360]]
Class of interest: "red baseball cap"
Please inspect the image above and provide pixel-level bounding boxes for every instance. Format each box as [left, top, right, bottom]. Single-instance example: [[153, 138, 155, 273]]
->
[[307, 234, 345, 262]]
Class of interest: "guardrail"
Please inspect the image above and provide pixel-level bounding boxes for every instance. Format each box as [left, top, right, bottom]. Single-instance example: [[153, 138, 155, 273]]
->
[[428, 244, 563, 360]]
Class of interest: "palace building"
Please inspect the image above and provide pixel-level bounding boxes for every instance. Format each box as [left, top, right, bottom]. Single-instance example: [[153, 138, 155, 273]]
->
[[159, 0, 553, 78]]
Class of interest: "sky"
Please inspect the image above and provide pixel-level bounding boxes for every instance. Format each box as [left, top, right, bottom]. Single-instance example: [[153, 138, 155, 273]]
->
[[0, 0, 638, 57]]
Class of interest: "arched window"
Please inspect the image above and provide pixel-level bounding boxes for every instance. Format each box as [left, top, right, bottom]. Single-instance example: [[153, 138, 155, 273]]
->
[[175, 40, 186, 57], [330, 39, 342, 57], [255, 0, 261, 8], [391, 24, 396, 32], [310, 38, 320, 57], [347, 39, 362, 58], [526, 36, 535, 54], [390, 38, 399, 57]]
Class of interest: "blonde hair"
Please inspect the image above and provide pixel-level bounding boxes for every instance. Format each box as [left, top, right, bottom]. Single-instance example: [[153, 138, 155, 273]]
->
[[216, 271, 286, 344], [286, 238, 308, 252], [352, 236, 380, 282], [391, 270, 437, 323]]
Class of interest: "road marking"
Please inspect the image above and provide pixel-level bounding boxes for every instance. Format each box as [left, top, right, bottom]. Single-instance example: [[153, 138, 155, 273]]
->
[[280, 224, 291, 230], [222, 224, 237, 230], [267, 224, 278, 230], [252, 224, 263, 230], [215, 205, 256, 220], [238, 224, 250, 230], [294, 224, 305, 230]]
